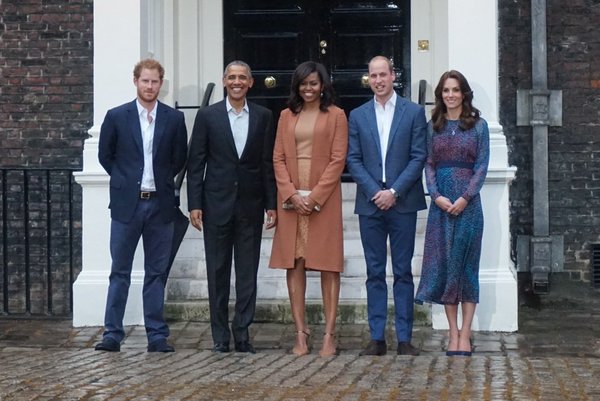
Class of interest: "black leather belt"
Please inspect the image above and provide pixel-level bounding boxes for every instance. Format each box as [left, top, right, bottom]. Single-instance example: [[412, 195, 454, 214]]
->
[[140, 191, 156, 200]]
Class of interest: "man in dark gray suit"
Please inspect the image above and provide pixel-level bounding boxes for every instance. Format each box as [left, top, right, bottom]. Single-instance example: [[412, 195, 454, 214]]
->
[[95, 59, 188, 353], [186, 60, 277, 353], [347, 56, 427, 356]]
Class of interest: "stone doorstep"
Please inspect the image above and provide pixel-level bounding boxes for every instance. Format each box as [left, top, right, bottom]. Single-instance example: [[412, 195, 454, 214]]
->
[[164, 300, 431, 326]]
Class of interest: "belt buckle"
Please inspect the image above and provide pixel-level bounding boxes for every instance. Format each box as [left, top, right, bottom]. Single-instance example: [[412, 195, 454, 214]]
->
[[140, 191, 151, 200]]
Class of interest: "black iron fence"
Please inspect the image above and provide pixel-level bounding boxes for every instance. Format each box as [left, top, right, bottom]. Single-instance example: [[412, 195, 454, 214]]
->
[[0, 168, 81, 317]]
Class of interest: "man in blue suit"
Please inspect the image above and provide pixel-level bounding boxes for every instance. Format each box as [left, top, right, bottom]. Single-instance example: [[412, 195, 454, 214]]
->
[[95, 59, 188, 353], [347, 56, 427, 356]]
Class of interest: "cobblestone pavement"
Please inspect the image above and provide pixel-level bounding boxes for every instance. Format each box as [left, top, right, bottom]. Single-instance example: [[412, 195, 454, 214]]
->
[[1, 279, 599, 400]]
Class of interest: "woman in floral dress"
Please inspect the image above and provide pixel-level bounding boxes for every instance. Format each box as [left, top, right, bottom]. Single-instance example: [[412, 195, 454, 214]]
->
[[415, 70, 489, 356]]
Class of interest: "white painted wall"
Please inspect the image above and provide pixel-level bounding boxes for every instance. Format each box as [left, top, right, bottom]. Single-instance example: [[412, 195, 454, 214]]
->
[[73, 0, 145, 326], [73, 0, 225, 327], [411, 0, 517, 331]]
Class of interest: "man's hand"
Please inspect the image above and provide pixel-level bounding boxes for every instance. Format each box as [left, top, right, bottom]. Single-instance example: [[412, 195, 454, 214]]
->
[[371, 189, 396, 210], [190, 209, 203, 231], [265, 210, 277, 229]]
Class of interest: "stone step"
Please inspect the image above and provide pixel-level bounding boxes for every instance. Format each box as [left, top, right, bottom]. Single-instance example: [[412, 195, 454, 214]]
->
[[165, 300, 431, 326], [166, 187, 431, 323], [169, 236, 426, 278]]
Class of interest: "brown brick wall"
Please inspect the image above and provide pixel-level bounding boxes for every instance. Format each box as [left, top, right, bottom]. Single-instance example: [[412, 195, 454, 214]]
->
[[0, 0, 92, 315], [499, 0, 600, 282], [0, 0, 93, 167]]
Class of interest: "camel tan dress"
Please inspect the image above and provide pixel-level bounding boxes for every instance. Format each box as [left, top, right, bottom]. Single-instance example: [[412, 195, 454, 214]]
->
[[294, 109, 318, 259]]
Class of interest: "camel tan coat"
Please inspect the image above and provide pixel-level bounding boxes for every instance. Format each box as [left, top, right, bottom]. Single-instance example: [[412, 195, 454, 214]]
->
[[269, 105, 348, 272]]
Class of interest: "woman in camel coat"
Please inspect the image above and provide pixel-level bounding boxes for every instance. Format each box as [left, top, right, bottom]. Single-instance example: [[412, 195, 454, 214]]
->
[[269, 61, 348, 357]]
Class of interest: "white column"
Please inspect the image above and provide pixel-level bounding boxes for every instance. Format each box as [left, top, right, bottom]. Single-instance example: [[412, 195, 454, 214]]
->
[[72, 0, 145, 326], [417, 0, 518, 331]]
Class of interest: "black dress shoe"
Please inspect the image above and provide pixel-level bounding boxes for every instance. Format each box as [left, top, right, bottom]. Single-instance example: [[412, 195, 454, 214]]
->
[[234, 341, 256, 353], [147, 339, 175, 353], [94, 337, 121, 352], [359, 340, 387, 356], [212, 342, 230, 353], [397, 342, 419, 356]]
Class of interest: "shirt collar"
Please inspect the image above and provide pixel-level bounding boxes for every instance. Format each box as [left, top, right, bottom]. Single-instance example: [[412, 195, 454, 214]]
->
[[136, 100, 157, 119], [226, 96, 249, 114], [374, 91, 397, 110]]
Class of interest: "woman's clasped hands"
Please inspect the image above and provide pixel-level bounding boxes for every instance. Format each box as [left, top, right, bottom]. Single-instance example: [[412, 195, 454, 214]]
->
[[289, 192, 318, 216], [434, 196, 468, 217]]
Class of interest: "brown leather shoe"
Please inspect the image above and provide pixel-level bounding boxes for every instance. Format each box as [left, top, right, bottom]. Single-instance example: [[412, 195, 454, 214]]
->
[[359, 340, 387, 356], [397, 342, 419, 356]]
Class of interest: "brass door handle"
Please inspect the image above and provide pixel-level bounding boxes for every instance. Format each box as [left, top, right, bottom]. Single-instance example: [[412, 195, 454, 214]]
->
[[264, 76, 276, 88], [320, 40, 328, 55], [361, 74, 369, 88]]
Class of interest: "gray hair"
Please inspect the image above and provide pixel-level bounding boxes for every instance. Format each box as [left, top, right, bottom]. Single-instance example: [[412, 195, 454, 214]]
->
[[223, 60, 252, 78]]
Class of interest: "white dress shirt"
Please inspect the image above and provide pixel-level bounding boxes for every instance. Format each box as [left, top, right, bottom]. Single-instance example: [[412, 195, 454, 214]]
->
[[226, 97, 250, 158], [374, 91, 397, 182], [137, 100, 157, 191]]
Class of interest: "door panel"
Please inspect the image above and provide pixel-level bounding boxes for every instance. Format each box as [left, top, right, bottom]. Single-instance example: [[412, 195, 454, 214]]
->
[[224, 1, 315, 115], [224, 0, 410, 118]]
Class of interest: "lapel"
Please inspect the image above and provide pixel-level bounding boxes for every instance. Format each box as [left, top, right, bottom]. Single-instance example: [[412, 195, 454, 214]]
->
[[127, 100, 143, 155], [217, 100, 240, 158], [386, 94, 406, 154], [153, 101, 167, 157], [364, 99, 382, 158]]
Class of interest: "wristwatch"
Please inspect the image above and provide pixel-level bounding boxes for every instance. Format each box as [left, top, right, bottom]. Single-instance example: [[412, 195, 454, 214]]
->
[[389, 188, 399, 198]]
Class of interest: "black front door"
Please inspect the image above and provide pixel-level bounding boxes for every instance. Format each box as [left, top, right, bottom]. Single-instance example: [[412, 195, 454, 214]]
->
[[223, 0, 411, 117]]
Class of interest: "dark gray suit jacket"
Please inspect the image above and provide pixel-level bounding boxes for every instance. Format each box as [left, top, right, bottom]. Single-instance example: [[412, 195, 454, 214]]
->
[[186, 99, 276, 225]]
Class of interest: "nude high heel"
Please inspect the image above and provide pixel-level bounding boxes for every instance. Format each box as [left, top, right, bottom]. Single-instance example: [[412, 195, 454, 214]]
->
[[292, 329, 311, 356], [319, 332, 337, 357]]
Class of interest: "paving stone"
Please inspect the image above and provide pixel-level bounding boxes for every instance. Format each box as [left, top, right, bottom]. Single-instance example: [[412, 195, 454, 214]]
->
[[1, 285, 600, 399]]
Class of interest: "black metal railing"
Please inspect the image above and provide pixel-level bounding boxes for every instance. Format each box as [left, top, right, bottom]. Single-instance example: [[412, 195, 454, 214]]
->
[[1, 168, 80, 317]]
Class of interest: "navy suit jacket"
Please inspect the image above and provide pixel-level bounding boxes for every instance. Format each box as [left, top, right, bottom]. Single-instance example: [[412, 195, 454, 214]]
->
[[346, 94, 428, 215], [186, 99, 276, 225], [98, 99, 188, 223]]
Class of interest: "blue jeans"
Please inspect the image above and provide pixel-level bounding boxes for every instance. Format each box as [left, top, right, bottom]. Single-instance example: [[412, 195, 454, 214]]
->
[[103, 197, 174, 343]]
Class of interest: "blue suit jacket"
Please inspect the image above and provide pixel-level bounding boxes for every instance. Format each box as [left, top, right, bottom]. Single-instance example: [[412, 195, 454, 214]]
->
[[98, 99, 188, 223], [346, 94, 428, 215]]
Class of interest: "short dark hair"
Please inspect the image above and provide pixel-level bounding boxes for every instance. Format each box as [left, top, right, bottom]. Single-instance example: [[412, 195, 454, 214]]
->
[[287, 61, 336, 113], [223, 60, 252, 79], [133, 59, 165, 80], [431, 70, 481, 132]]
